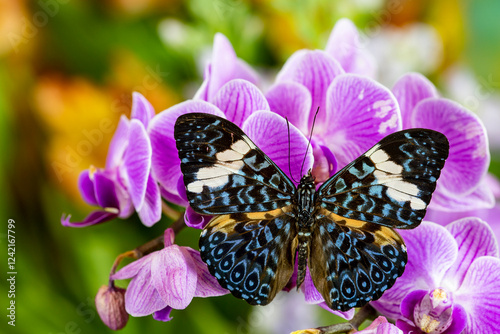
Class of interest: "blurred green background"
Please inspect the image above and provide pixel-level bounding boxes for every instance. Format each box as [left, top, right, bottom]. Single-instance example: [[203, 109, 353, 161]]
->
[[1, 0, 500, 333]]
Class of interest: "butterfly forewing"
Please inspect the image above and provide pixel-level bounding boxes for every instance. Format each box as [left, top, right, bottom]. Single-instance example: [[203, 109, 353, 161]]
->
[[309, 214, 407, 311], [317, 129, 449, 229], [175, 113, 295, 214], [199, 211, 298, 305]]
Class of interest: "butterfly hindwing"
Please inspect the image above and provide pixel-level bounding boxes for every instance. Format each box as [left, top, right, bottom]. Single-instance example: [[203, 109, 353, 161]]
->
[[199, 210, 298, 305], [175, 113, 295, 215], [317, 129, 449, 229], [309, 214, 407, 311]]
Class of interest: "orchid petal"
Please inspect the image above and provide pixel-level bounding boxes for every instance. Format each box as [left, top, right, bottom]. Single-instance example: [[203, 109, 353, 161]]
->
[[454, 256, 500, 334], [411, 98, 489, 195], [213, 79, 269, 127], [395, 320, 418, 334], [185, 248, 229, 297], [78, 169, 98, 206], [443, 218, 499, 291], [429, 178, 495, 211], [276, 50, 344, 130], [112, 254, 154, 280], [266, 81, 312, 134], [160, 184, 187, 207], [357, 316, 402, 334], [205, 33, 237, 101], [151, 246, 197, 310], [302, 268, 323, 304], [194, 64, 210, 100], [122, 119, 151, 210], [325, 18, 360, 74], [325, 74, 401, 168], [196, 33, 259, 102], [106, 115, 130, 169], [131, 92, 155, 128], [184, 206, 211, 229], [124, 260, 166, 316], [317, 302, 355, 320], [137, 174, 161, 227], [61, 210, 118, 227], [392, 72, 438, 128], [153, 306, 173, 322], [400, 289, 427, 321], [93, 171, 120, 209], [443, 304, 467, 334]]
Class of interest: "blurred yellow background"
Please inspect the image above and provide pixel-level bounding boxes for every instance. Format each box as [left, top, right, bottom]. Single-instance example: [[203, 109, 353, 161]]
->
[[1, 0, 500, 333]]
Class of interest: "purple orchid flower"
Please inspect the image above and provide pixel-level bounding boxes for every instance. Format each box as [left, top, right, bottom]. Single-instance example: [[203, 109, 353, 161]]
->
[[111, 228, 228, 321], [371, 218, 500, 334], [392, 72, 492, 212], [62, 92, 161, 227], [355, 316, 402, 334], [265, 18, 400, 182]]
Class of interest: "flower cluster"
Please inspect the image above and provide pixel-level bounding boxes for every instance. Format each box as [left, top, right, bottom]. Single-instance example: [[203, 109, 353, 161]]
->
[[62, 18, 500, 332], [372, 218, 500, 333]]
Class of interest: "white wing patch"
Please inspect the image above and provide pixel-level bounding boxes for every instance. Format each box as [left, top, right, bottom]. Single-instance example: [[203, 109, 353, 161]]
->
[[370, 148, 404, 174], [187, 137, 257, 194], [188, 160, 245, 194], [215, 138, 255, 162], [371, 147, 426, 210], [377, 160, 403, 174], [374, 169, 426, 210], [370, 148, 389, 163]]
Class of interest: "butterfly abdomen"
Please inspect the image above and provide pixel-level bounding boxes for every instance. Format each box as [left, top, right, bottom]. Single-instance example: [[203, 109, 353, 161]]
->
[[295, 171, 317, 288]]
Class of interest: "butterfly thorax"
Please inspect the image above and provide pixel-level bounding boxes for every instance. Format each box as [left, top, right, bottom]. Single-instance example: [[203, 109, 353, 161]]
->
[[296, 170, 316, 289]]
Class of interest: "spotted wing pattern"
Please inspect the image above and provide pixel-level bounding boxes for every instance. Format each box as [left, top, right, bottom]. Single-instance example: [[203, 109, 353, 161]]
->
[[199, 210, 298, 305], [309, 213, 407, 311], [175, 113, 295, 214], [317, 129, 449, 229]]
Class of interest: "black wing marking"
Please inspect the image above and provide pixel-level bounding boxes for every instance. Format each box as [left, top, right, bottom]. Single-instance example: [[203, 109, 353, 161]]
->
[[317, 129, 449, 229], [199, 212, 298, 305], [309, 214, 407, 311], [175, 113, 296, 214]]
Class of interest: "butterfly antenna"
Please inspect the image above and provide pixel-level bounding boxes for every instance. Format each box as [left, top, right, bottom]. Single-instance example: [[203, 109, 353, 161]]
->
[[300, 107, 320, 177], [286, 117, 299, 183]]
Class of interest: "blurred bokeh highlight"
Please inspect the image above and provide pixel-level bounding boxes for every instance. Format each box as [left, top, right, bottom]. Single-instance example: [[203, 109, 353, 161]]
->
[[1, 0, 500, 333]]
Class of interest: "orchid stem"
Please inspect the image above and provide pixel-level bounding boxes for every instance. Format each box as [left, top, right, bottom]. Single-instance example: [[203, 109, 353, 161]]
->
[[161, 201, 183, 220], [108, 213, 187, 280]]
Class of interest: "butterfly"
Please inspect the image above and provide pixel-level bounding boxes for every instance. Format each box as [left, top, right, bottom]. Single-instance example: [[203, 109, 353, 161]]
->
[[174, 113, 449, 311]]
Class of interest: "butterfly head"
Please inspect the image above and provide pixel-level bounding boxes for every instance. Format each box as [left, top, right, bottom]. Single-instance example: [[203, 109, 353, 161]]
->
[[300, 169, 315, 187]]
